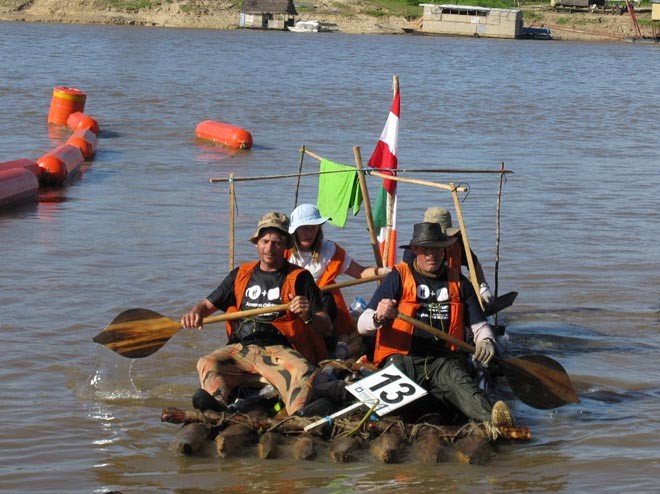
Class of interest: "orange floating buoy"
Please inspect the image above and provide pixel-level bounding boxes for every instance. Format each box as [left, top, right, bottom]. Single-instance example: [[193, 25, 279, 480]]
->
[[48, 87, 87, 126], [66, 111, 100, 135], [36, 144, 84, 185], [66, 128, 98, 159], [0, 167, 39, 208], [195, 120, 253, 150], [0, 158, 44, 181]]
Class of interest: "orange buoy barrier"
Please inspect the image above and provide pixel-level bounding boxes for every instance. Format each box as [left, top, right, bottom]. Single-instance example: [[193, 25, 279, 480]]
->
[[0, 167, 39, 208], [37, 144, 84, 185], [66, 128, 98, 159], [48, 87, 86, 125], [195, 120, 253, 150], [66, 111, 100, 135], [0, 158, 44, 181]]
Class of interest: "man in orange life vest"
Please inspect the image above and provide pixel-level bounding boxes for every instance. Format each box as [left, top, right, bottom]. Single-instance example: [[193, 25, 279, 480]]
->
[[357, 222, 513, 426], [181, 211, 333, 416]]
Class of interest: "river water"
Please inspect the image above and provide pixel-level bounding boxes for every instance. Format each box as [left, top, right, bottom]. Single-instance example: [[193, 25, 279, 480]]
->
[[1, 21, 659, 493]]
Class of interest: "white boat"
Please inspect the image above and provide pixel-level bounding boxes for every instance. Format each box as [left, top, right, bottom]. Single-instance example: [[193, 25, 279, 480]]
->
[[287, 20, 326, 33]]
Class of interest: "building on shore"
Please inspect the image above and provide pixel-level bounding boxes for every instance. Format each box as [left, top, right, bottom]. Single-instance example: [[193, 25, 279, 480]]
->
[[419, 4, 523, 39], [239, 0, 297, 30]]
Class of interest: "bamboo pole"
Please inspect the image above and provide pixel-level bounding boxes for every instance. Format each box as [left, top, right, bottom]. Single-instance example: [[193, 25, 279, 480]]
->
[[303, 149, 323, 162], [450, 183, 484, 311], [367, 167, 513, 174], [353, 146, 383, 267], [494, 162, 505, 325], [229, 173, 235, 270], [209, 167, 511, 184], [369, 170, 467, 193], [293, 145, 305, 208], [212, 167, 467, 192]]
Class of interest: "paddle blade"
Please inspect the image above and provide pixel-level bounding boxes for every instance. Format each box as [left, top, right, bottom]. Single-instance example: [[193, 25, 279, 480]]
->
[[500, 354, 580, 410], [93, 308, 182, 358], [484, 291, 518, 317]]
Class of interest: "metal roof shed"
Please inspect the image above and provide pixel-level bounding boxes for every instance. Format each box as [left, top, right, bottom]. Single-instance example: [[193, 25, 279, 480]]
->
[[240, 0, 298, 30], [420, 4, 524, 39]]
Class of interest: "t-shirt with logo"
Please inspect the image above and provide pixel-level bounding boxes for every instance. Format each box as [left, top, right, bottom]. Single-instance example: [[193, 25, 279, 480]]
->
[[366, 261, 485, 356], [207, 262, 323, 347]]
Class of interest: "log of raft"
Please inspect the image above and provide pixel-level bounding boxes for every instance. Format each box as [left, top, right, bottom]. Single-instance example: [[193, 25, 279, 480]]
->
[[161, 407, 531, 441], [162, 406, 531, 464], [292, 433, 317, 460]]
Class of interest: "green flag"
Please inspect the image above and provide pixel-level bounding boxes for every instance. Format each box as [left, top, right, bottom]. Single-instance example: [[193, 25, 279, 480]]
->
[[372, 186, 388, 231], [317, 159, 362, 228]]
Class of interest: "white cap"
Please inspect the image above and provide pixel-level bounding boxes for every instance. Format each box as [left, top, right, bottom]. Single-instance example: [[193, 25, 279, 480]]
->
[[289, 203, 330, 233]]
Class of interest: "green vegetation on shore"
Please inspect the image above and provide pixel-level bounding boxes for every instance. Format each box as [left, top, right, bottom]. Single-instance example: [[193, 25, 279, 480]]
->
[[26, 0, 652, 20], [1, 0, 653, 39]]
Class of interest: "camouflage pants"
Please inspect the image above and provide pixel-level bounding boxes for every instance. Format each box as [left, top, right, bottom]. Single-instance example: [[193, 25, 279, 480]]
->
[[196, 343, 316, 415]]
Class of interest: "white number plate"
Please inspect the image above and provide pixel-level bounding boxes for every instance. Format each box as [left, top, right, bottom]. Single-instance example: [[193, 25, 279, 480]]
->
[[345, 363, 427, 416]]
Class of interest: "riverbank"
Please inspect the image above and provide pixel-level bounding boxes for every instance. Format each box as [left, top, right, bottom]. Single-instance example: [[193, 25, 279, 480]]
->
[[0, 0, 655, 41]]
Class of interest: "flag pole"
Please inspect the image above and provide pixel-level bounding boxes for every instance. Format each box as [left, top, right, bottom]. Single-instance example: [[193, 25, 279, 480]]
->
[[382, 75, 399, 267], [354, 145, 384, 268]]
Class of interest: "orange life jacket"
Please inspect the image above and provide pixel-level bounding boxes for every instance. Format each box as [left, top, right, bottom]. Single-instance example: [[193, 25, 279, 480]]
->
[[372, 260, 465, 366], [315, 243, 356, 336], [225, 261, 328, 365], [286, 243, 356, 336]]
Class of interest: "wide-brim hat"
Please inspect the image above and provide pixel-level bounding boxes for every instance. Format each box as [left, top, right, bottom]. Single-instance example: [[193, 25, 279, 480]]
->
[[399, 222, 457, 249], [289, 203, 330, 234], [249, 211, 292, 247], [423, 207, 460, 236]]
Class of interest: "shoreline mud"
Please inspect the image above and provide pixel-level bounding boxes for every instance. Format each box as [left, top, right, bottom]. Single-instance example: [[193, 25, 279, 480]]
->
[[0, 1, 655, 41]]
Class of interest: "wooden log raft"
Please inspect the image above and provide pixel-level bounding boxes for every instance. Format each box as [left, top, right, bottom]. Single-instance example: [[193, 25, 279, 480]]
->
[[162, 407, 531, 463], [161, 407, 530, 441]]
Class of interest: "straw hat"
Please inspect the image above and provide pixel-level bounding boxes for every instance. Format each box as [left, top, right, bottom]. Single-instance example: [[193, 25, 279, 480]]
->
[[249, 211, 292, 247], [423, 207, 460, 236]]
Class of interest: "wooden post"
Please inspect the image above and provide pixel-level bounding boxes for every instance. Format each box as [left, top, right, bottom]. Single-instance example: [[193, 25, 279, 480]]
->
[[294, 145, 305, 209], [354, 146, 383, 268], [450, 183, 484, 311], [494, 161, 505, 324], [229, 172, 235, 271]]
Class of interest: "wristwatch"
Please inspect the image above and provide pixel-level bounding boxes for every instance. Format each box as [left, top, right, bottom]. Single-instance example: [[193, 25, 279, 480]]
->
[[373, 313, 386, 327], [303, 315, 314, 325]]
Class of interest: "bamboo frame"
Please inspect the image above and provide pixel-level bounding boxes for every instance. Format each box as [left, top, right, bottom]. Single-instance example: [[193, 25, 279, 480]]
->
[[294, 145, 305, 208], [450, 183, 483, 311], [494, 162, 506, 325], [209, 166, 511, 184], [212, 148, 506, 303]]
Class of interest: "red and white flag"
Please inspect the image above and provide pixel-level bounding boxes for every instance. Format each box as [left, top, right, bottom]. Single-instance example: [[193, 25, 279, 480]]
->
[[368, 86, 399, 195], [368, 78, 400, 267]]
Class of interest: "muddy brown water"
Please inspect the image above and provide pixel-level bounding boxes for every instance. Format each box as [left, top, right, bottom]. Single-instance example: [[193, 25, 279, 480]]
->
[[1, 22, 659, 493]]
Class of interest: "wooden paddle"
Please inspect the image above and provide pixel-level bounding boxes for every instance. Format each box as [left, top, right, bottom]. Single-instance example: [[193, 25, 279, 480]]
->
[[396, 313, 580, 410], [93, 273, 386, 359]]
